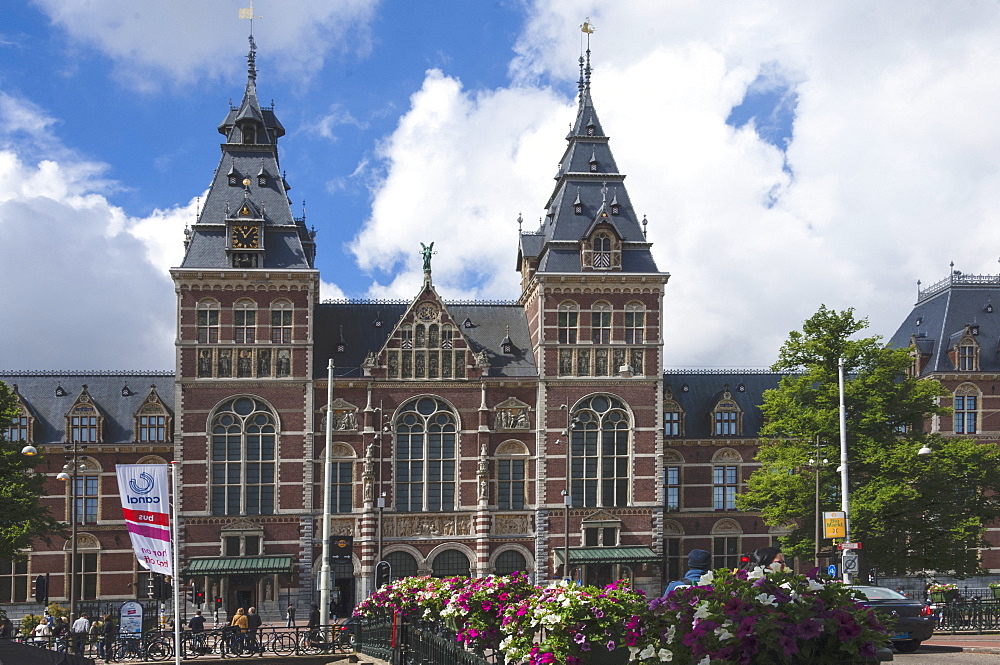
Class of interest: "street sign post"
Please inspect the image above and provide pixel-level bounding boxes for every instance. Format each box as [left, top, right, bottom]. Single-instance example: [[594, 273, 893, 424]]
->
[[827, 564, 837, 577], [842, 551, 859, 575], [823, 511, 847, 539]]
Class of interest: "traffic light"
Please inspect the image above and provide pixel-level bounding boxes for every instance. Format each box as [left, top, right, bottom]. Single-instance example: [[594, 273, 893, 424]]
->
[[195, 590, 205, 607], [188, 586, 196, 605], [375, 561, 391, 589], [152, 575, 171, 600], [214, 596, 223, 610], [33, 575, 48, 604], [739, 555, 750, 568]]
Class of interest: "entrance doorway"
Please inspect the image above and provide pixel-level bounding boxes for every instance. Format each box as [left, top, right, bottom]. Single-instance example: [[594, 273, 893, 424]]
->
[[230, 574, 256, 611]]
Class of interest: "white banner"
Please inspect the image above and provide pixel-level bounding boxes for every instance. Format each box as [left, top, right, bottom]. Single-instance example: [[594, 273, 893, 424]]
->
[[115, 464, 172, 576]]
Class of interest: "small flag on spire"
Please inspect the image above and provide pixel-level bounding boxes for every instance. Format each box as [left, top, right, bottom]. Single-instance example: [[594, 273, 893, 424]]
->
[[581, 18, 595, 34], [239, 8, 253, 19]]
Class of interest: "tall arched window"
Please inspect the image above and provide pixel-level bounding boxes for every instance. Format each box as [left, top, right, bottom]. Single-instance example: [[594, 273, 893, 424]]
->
[[234, 300, 257, 344], [432, 549, 470, 578], [494, 550, 528, 576], [197, 300, 220, 344], [591, 302, 611, 344], [211, 397, 277, 516], [624, 302, 645, 344], [593, 233, 612, 269], [395, 397, 457, 512], [571, 395, 630, 507], [385, 551, 419, 581], [954, 383, 980, 435]]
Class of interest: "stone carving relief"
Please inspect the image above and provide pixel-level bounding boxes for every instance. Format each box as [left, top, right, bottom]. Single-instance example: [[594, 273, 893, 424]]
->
[[492, 515, 532, 536], [712, 448, 743, 463], [493, 397, 531, 430], [326, 398, 358, 431], [712, 518, 742, 535], [383, 515, 473, 538]]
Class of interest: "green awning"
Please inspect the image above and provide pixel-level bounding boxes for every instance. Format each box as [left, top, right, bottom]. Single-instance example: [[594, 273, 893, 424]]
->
[[554, 547, 661, 565], [184, 556, 293, 575]]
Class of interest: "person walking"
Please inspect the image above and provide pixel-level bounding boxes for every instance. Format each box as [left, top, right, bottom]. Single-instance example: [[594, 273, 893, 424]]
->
[[101, 614, 117, 662], [52, 616, 68, 652], [32, 619, 52, 646], [664, 549, 712, 595], [188, 611, 206, 655], [247, 607, 263, 655], [71, 613, 90, 656], [741, 547, 786, 571], [307, 602, 321, 644], [286, 604, 296, 628], [89, 615, 103, 659]]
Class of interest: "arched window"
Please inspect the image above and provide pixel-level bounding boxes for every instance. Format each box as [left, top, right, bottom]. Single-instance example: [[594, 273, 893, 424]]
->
[[712, 449, 743, 511], [73, 457, 101, 525], [5, 401, 30, 443], [571, 395, 630, 507], [431, 549, 470, 578], [624, 302, 645, 344], [712, 519, 743, 569], [234, 300, 257, 344], [713, 396, 742, 436], [395, 397, 457, 512], [591, 302, 611, 344], [385, 551, 418, 581], [494, 550, 528, 576], [197, 300, 220, 344], [558, 302, 579, 344], [593, 234, 612, 269], [270, 301, 293, 343], [495, 441, 528, 510], [954, 383, 980, 435], [211, 397, 277, 516]]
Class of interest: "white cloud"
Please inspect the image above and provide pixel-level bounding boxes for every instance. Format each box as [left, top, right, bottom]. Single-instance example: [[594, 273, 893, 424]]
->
[[348, 70, 569, 301], [0, 93, 193, 370], [32, 0, 380, 90], [350, 1, 1000, 367]]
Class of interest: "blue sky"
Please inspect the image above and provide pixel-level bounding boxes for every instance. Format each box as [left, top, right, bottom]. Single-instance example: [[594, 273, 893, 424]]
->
[[4, 1, 1000, 371]]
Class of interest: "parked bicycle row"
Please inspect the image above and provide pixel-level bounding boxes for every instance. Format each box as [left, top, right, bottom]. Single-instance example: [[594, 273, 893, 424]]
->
[[4, 623, 357, 661]]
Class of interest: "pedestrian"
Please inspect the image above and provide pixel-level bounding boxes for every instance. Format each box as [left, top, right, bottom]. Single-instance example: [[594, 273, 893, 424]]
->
[[247, 607, 263, 654], [89, 615, 103, 658], [71, 613, 91, 656], [188, 610, 206, 655], [741, 547, 785, 571], [0, 617, 13, 639], [307, 602, 320, 644], [52, 616, 68, 652], [32, 619, 52, 646], [664, 549, 712, 595], [101, 614, 117, 662], [286, 603, 296, 628]]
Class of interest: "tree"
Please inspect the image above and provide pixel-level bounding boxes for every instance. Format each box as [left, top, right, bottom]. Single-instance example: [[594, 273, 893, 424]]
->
[[737, 305, 1000, 577], [0, 381, 63, 559]]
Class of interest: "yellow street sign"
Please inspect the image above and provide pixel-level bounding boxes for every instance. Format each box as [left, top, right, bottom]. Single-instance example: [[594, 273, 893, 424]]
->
[[823, 511, 846, 539]]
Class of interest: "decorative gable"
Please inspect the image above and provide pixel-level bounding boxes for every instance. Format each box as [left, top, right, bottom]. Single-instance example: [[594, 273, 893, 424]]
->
[[134, 385, 172, 444], [949, 325, 980, 371], [322, 397, 359, 432], [580, 222, 622, 271], [376, 280, 476, 381], [709, 386, 742, 437]]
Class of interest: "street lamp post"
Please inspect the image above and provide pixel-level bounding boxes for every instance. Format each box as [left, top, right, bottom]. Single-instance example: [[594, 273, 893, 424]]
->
[[557, 404, 577, 582], [56, 440, 84, 620], [809, 436, 827, 571], [319, 360, 334, 628]]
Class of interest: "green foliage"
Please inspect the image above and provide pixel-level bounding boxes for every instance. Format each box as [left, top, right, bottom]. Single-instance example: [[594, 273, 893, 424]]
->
[[21, 613, 41, 635], [0, 381, 63, 559], [738, 306, 1000, 577]]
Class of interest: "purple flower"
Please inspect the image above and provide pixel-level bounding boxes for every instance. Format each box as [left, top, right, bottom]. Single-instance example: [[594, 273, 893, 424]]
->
[[605, 640, 616, 651], [574, 633, 586, 644]]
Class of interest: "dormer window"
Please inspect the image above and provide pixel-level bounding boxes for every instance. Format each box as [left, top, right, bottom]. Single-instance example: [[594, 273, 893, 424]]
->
[[610, 203, 620, 215], [257, 174, 267, 187], [955, 329, 980, 371], [713, 396, 742, 436], [589, 149, 598, 172], [593, 233, 612, 269], [228, 174, 239, 186], [242, 124, 256, 145]]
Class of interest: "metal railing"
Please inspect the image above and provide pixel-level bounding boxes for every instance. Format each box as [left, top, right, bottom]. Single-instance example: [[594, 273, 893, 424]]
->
[[8, 623, 357, 660], [934, 597, 1000, 633], [357, 616, 492, 665]]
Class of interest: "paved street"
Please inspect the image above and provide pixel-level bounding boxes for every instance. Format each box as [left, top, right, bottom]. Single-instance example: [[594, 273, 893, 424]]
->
[[896, 648, 1000, 663]]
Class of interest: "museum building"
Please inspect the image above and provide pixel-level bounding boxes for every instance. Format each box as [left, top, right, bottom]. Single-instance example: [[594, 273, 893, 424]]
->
[[4, 40, 997, 621]]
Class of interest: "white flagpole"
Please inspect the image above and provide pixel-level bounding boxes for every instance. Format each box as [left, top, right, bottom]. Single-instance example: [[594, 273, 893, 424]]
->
[[171, 461, 182, 665], [320, 360, 334, 628]]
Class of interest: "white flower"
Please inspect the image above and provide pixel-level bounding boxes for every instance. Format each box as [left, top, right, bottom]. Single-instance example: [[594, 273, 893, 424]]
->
[[755, 593, 778, 607], [747, 566, 766, 580], [693, 601, 712, 619], [808, 578, 826, 591], [640, 644, 656, 659], [658, 648, 674, 662], [499, 637, 512, 650], [699, 570, 715, 585], [541, 613, 560, 626], [665, 625, 676, 644], [714, 626, 734, 642], [698, 656, 711, 665]]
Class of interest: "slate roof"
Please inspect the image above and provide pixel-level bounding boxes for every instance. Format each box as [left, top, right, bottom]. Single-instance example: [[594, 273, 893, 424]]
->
[[313, 301, 537, 379], [180, 41, 314, 271], [0, 371, 175, 446], [519, 54, 659, 275], [662, 371, 785, 438], [888, 272, 1000, 375]]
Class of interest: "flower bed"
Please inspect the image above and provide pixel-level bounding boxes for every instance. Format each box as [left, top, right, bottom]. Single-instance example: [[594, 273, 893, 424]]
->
[[355, 567, 888, 665]]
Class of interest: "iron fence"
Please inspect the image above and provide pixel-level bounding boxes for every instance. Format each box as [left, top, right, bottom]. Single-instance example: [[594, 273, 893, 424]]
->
[[357, 615, 492, 665], [934, 597, 1000, 633]]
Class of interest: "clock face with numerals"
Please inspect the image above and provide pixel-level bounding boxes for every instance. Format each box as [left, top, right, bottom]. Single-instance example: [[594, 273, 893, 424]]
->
[[416, 302, 438, 321], [231, 225, 259, 249]]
